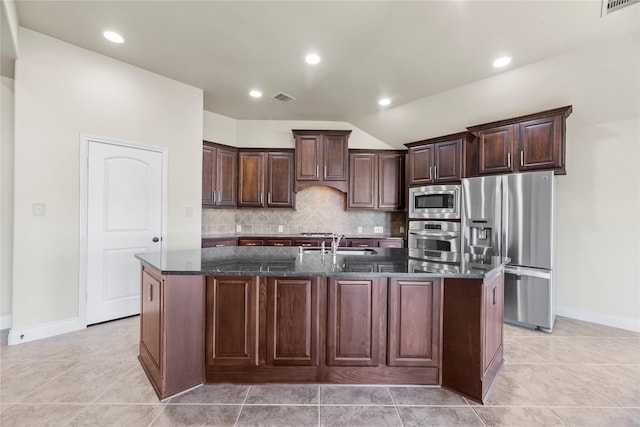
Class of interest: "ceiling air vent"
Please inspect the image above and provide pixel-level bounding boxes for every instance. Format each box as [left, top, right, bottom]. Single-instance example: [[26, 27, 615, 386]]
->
[[601, 0, 639, 16], [272, 92, 296, 103]]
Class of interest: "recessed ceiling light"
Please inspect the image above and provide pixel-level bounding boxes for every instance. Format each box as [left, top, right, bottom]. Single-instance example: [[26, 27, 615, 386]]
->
[[378, 98, 391, 106], [249, 90, 262, 98], [103, 31, 124, 44], [305, 53, 321, 65], [493, 56, 512, 68]]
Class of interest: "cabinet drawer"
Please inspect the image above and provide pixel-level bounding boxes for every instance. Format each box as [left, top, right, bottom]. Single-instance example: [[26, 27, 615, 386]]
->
[[265, 239, 292, 247], [238, 239, 264, 246], [202, 238, 237, 248]]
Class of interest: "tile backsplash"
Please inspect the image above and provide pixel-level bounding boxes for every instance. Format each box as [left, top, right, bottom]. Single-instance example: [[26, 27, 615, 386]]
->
[[202, 186, 406, 236]]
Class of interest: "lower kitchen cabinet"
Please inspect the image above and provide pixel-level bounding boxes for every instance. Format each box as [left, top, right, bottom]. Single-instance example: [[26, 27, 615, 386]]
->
[[138, 265, 204, 400], [205, 276, 259, 368], [266, 277, 321, 366], [387, 278, 441, 367], [441, 269, 504, 402], [326, 278, 386, 367]]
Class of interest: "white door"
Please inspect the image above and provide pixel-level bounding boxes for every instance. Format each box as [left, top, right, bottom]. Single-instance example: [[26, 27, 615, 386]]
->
[[87, 141, 163, 325]]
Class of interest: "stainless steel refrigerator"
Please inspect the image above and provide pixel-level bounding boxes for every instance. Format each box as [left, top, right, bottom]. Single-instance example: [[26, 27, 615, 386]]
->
[[462, 171, 556, 332]]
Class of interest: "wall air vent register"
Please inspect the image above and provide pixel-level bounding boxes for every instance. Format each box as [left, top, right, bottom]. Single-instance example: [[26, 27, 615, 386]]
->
[[601, 0, 639, 15]]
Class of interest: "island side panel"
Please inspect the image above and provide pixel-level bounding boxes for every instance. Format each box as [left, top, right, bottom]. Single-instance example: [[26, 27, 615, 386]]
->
[[441, 270, 504, 403], [138, 264, 205, 400]]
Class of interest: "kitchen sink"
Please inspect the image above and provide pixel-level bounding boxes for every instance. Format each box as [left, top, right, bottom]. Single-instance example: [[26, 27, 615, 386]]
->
[[302, 247, 377, 256]]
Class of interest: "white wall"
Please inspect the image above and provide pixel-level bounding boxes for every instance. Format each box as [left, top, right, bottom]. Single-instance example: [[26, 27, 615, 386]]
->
[[203, 113, 395, 150], [1, 76, 14, 329], [11, 28, 203, 342]]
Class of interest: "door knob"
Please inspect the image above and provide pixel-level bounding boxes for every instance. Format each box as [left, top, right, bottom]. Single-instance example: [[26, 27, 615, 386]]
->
[[152, 237, 160, 242]]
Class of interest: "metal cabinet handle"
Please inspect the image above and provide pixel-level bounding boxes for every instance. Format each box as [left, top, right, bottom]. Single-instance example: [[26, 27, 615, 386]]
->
[[215, 244, 224, 247], [316, 165, 319, 178], [247, 243, 257, 246], [148, 284, 153, 302], [260, 192, 263, 205], [324, 165, 327, 178], [211, 190, 215, 202], [493, 287, 497, 305], [274, 243, 284, 246], [434, 165, 438, 179], [520, 150, 524, 167], [301, 243, 312, 247], [268, 192, 272, 204], [358, 244, 368, 247], [429, 166, 432, 181], [507, 153, 511, 169]]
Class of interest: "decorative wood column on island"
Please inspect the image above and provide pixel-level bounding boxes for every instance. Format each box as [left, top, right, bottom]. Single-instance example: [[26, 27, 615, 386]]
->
[[136, 247, 506, 404]]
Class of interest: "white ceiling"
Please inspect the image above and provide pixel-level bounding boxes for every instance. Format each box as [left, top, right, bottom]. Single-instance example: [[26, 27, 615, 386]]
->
[[11, 1, 640, 125]]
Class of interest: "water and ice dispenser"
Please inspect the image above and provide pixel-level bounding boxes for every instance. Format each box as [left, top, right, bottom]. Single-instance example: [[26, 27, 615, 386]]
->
[[465, 218, 498, 256]]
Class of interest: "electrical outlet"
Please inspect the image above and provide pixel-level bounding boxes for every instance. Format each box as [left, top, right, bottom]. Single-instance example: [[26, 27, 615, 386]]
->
[[278, 225, 284, 233], [400, 226, 405, 233], [357, 226, 363, 233], [374, 226, 383, 234], [236, 225, 242, 232]]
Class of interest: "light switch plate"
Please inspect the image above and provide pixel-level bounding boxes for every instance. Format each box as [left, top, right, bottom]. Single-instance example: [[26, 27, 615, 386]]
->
[[374, 226, 383, 233], [278, 225, 284, 233], [236, 225, 242, 232], [357, 226, 363, 233], [33, 203, 46, 216]]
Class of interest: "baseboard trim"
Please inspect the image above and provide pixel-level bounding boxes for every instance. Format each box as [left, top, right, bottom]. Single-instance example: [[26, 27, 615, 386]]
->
[[8, 317, 85, 345], [0, 314, 12, 330], [556, 306, 640, 332]]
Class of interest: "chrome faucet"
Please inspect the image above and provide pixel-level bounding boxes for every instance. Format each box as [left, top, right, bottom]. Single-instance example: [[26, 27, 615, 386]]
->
[[330, 233, 344, 254]]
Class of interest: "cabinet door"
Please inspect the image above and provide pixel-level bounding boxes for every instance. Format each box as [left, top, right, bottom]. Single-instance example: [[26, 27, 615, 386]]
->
[[348, 153, 377, 209], [378, 153, 404, 209], [296, 135, 322, 182], [141, 269, 163, 373], [348, 239, 378, 248], [478, 125, 515, 175], [378, 239, 403, 248], [408, 145, 434, 185], [327, 278, 383, 366], [388, 278, 440, 367], [518, 115, 563, 171], [238, 152, 264, 207], [266, 277, 320, 366], [266, 152, 294, 208], [265, 239, 292, 247], [238, 239, 264, 246], [202, 145, 216, 205], [323, 134, 349, 181], [206, 276, 259, 367], [434, 139, 462, 183], [483, 272, 503, 376], [215, 148, 237, 207]]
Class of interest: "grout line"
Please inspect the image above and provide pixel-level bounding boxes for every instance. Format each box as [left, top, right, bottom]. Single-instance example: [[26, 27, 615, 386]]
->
[[233, 385, 251, 427], [387, 386, 405, 427], [470, 405, 489, 427], [317, 384, 321, 427], [147, 403, 168, 427]]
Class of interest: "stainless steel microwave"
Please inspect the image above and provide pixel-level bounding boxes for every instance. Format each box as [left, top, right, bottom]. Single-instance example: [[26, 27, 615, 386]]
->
[[408, 184, 461, 219]]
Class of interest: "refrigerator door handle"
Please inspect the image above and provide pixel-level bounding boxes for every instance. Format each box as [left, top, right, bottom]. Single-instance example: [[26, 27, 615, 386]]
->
[[504, 266, 551, 279]]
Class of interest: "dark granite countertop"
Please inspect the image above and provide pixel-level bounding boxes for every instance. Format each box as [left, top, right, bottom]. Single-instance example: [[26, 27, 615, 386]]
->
[[201, 234, 405, 240], [136, 247, 507, 279]]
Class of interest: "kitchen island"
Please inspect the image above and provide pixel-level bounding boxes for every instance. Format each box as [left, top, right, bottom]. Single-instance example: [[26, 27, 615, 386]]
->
[[136, 247, 507, 404]]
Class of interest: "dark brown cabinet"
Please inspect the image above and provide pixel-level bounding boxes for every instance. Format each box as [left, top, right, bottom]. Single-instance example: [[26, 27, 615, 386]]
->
[[406, 132, 474, 185], [387, 278, 441, 367], [238, 238, 264, 246], [202, 238, 238, 248], [327, 278, 385, 367], [468, 106, 572, 175], [348, 150, 404, 210], [238, 150, 294, 208], [266, 277, 320, 366], [202, 142, 237, 208], [138, 265, 204, 399], [293, 130, 351, 193], [205, 276, 259, 367]]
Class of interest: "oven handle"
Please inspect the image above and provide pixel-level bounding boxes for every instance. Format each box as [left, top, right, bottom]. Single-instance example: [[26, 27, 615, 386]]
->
[[409, 230, 460, 239]]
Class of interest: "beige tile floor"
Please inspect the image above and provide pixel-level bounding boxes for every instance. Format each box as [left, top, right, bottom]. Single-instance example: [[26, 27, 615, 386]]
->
[[1, 316, 638, 426]]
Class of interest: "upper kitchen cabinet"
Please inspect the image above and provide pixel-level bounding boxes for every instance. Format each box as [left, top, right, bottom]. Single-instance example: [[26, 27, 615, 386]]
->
[[405, 132, 476, 186], [203, 142, 237, 208], [238, 150, 295, 208], [293, 130, 351, 193], [467, 105, 572, 175], [348, 150, 405, 210]]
